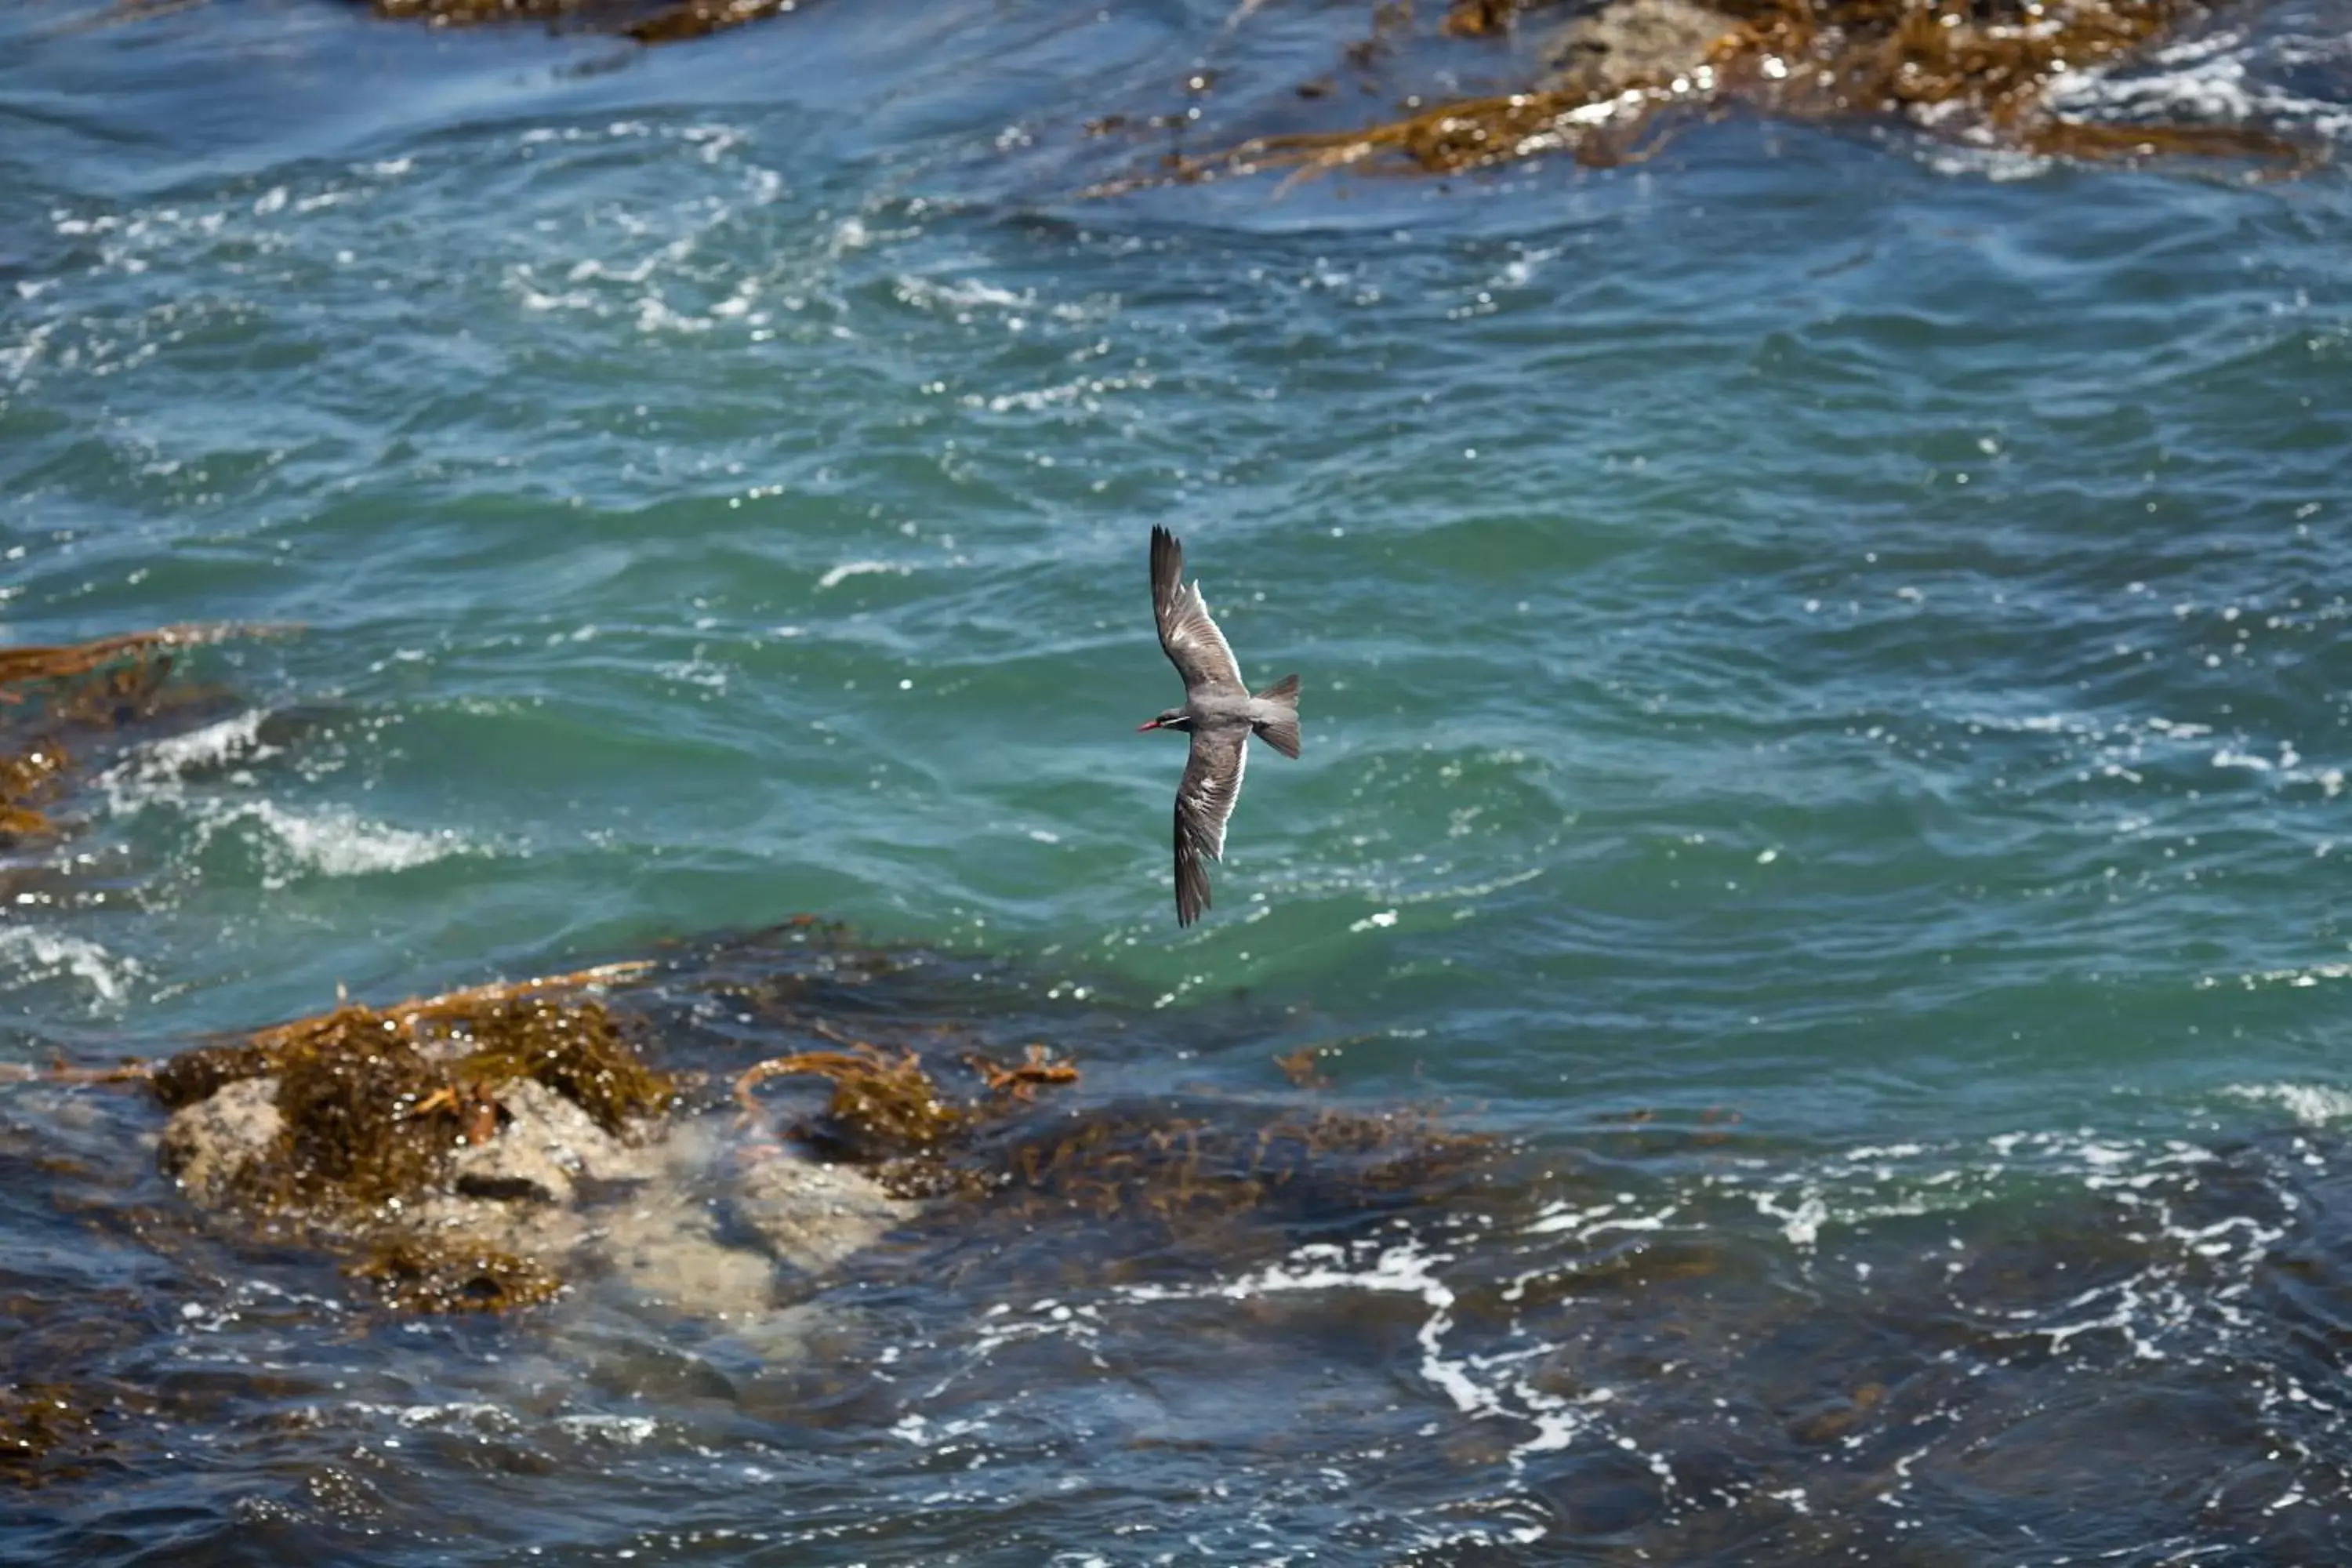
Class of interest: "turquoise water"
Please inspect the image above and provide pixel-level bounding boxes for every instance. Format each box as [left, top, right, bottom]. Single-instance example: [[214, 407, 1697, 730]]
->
[[6, 0, 2352, 1559]]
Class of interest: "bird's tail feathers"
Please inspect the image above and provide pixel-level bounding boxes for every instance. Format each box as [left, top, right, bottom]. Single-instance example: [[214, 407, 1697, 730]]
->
[[1252, 673, 1301, 759]]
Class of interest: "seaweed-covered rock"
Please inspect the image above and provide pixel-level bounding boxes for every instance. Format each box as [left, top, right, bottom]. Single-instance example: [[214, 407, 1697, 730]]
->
[[152, 967, 917, 1317]]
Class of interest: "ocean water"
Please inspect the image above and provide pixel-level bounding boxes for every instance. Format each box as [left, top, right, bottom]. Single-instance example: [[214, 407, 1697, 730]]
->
[[5, 0, 2352, 1559]]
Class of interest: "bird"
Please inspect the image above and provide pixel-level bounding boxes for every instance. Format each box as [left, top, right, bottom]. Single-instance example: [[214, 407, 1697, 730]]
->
[[1137, 525, 1301, 927]]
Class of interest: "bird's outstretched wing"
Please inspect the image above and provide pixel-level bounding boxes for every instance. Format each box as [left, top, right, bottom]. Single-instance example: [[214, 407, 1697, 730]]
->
[[1152, 525, 1245, 698], [1173, 723, 1247, 927]]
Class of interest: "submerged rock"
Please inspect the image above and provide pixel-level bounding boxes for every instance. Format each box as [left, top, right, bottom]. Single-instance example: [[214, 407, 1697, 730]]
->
[[733, 1142, 922, 1276]]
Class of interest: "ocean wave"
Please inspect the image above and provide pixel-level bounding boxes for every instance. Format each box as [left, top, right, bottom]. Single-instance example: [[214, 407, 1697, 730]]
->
[[99, 728, 483, 889], [0, 924, 141, 1009]]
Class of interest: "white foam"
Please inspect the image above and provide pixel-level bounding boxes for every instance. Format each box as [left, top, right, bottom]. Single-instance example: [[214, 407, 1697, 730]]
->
[[816, 560, 910, 590], [346, 1400, 512, 1431], [2221, 1083, 2352, 1127], [969, 372, 1156, 415], [2218, 960, 2352, 990], [2046, 34, 2352, 140], [1117, 1237, 1588, 1475], [893, 274, 1031, 314], [554, 1413, 659, 1446], [236, 800, 463, 884], [0, 925, 140, 1007], [1753, 1189, 1831, 1250], [98, 725, 479, 886], [117, 710, 278, 783]]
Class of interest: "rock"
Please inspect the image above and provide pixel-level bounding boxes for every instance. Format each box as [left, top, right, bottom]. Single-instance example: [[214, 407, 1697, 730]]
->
[[593, 1184, 782, 1322], [587, 1124, 919, 1319], [158, 1076, 281, 1207], [156, 1068, 917, 1323], [448, 1079, 658, 1204], [735, 1142, 919, 1277], [1541, 0, 1740, 98], [143, 957, 950, 1319]]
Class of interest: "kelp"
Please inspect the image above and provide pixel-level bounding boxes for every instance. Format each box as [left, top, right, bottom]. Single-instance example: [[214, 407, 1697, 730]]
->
[[967, 1043, 1083, 1102], [159, 963, 666, 1202], [1721, 0, 2313, 161], [439, 989, 671, 1135], [0, 1281, 160, 1489], [736, 1044, 974, 1156], [0, 1383, 104, 1488], [153, 962, 660, 1115], [1443, 0, 1521, 34], [0, 622, 285, 844], [1130, 0, 2311, 187], [623, 0, 806, 44], [998, 1103, 1495, 1229], [0, 624, 266, 694], [735, 1029, 1491, 1225], [360, 0, 808, 45], [348, 1236, 566, 1314], [0, 745, 70, 841], [93, 0, 814, 45]]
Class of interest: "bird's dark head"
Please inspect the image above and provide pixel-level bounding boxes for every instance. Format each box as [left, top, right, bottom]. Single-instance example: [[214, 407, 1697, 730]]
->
[[1137, 707, 1192, 734]]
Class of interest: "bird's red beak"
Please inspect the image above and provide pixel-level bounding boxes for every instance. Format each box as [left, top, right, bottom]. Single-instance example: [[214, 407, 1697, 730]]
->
[[1136, 718, 1162, 731]]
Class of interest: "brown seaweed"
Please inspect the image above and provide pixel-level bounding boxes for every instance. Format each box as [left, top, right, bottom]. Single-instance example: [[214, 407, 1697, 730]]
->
[[735, 1029, 1492, 1227], [446, 991, 672, 1136], [0, 624, 280, 695], [0, 1383, 102, 1488], [1443, 0, 1523, 34], [1132, 0, 2312, 188], [347, 1236, 566, 1314], [0, 622, 289, 844], [622, 0, 804, 44], [1000, 1104, 1495, 1229], [360, 0, 808, 45], [735, 1044, 976, 1164], [966, 1044, 1082, 1102], [0, 1279, 162, 1489]]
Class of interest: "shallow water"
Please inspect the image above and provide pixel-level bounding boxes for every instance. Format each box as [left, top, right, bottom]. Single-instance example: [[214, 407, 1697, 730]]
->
[[5, 0, 2352, 1559]]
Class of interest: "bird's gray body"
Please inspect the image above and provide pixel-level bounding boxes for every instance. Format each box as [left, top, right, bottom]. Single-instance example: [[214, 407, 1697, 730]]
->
[[1141, 526, 1301, 927], [1192, 688, 1282, 728]]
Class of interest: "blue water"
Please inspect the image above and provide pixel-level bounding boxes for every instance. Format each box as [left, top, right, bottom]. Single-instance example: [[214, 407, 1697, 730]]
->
[[6, 0, 2352, 1559]]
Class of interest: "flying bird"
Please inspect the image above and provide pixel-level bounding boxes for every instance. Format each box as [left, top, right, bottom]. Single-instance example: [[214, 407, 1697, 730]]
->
[[1137, 525, 1301, 927]]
